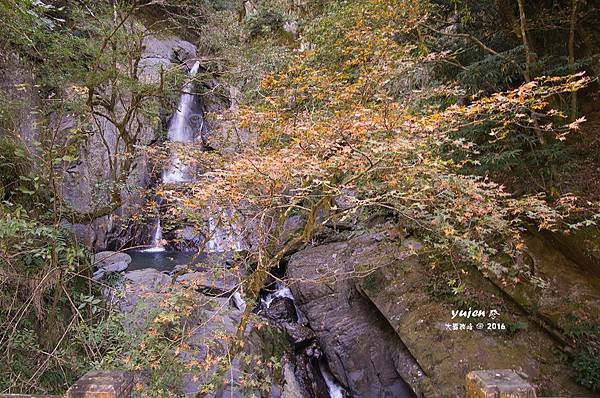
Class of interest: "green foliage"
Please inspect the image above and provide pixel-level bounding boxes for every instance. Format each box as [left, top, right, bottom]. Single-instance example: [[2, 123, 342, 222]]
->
[[0, 0, 93, 89], [410, 0, 600, 196], [0, 89, 17, 132], [445, 120, 572, 191], [0, 137, 35, 202], [457, 46, 526, 93], [573, 347, 600, 392], [504, 320, 528, 335], [303, 1, 376, 68], [362, 271, 384, 292], [563, 319, 600, 391], [244, 0, 289, 38], [0, 203, 95, 394]]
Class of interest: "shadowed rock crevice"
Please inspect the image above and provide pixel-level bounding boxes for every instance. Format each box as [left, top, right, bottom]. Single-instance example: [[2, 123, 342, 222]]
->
[[287, 233, 425, 397]]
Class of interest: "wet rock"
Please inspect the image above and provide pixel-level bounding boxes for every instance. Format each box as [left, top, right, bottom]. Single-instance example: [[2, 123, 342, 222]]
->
[[282, 323, 316, 349], [139, 35, 197, 83], [265, 297, 298, 323], [288, 232, 424, 397], [292, 349, 330, 398], [109, 267, 284, 397], [93, 251, 132, 268]]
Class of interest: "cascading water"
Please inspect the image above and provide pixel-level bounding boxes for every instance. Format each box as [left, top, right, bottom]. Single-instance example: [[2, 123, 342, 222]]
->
[[320, 363, 346, 398], [204, 212, 248, 253], [154, 61, 246, 253], [259, 282, 347, 398], [163, 61, 202, 184], [142, 61, 201, 251], [143, 217, 166, 253]]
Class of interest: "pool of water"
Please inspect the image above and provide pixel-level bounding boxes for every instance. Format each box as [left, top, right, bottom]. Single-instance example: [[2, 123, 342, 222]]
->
[[126, 250, 207, 272]]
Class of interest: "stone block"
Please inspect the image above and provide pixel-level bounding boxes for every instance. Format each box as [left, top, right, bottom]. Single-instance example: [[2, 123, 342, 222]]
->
[[66, 370, 133, 398], [466, 370, 536, 398]]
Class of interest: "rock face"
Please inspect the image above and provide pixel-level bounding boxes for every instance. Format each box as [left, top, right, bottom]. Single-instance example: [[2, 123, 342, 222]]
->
[[539, 227, 600, 275], [496, 233, 600, 343], [264, 297, 298, 323], [288, 232, 424, 397], [0, 53, 41, 146], [287, 230, 593, 397], [59, 30, 200, 251], [349, 235, 587, 397]]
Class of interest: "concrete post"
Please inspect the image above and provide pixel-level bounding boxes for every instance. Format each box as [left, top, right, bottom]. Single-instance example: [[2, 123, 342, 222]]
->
[[466, 370, 537, 398], [66, 371, 133, 398]]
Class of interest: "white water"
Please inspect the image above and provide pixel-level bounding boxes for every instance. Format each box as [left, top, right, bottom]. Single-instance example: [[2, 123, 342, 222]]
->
[[232, 291, 246, 312], [163, 61, 201, 184], [319, 363, 346, 398], [261, 283, 295, 308], [152, 60, 247, 254], [261, 282, 308, 325], [147, 61, 201, 249], [143, 217, 166, 253], [260, 282, 344, 397]]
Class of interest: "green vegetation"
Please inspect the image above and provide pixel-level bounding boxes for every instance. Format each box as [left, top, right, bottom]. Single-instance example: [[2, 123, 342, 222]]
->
[[565, 319, 600, 391], [0, 204, 92, 393], [1, 0, 599, 395]]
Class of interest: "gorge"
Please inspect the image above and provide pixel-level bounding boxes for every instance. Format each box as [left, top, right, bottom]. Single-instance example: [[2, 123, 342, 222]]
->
[[1, 1, 600, 397]]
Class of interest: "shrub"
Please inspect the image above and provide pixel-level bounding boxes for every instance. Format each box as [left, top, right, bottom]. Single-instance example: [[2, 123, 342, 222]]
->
[[245, 1, 289, 38], [573, 347, 600, 392]]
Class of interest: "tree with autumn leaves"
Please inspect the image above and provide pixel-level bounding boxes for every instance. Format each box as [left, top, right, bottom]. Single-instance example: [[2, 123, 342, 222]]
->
[[144, 5, 600, 393], [163, 0, 595, 300]]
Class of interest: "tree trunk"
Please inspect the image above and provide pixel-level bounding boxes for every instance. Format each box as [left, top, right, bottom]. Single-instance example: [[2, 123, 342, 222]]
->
[[568, 0, 578, 122], [516, 0, 546, 146], [516, 0, 533, 83]]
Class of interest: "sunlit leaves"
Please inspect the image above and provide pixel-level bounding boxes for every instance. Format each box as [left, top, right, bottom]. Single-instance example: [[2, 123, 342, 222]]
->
[[165, 1, 595, 288]]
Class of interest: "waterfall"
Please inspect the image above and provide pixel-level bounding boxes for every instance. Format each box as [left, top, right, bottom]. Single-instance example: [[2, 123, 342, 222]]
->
[[143, 61, 201, 251], [231, 291, 246, 312], [152, 60, 247, 254], [143, 217, 166, 253], [319, 363, 346, 398], [163, 61, 202, 184], [142, 213, 165, 253], [258, 282, 346, 398], [204, 212, 248, 253]]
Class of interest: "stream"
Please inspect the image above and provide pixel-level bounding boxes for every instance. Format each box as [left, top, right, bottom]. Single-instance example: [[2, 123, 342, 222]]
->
[[260, 282, 347, 397], [118, 62, 357, 397]]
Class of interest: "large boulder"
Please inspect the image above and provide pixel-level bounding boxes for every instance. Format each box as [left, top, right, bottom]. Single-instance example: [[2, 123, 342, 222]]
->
[[288, 232, 424, 397], [93, 251, 132, 268], [288, 230, 595, 397], [92, 251, 132, 280], [264, 297, 298, 323], [291, 230, 591, 397]]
